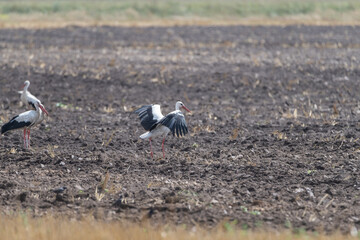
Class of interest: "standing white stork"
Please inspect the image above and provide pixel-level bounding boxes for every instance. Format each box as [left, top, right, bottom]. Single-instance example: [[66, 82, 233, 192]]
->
[[18, 80, 47, 112], [134, 101, 191, 158], [19, 80, 48, 128], [1, 101, 49, 149]]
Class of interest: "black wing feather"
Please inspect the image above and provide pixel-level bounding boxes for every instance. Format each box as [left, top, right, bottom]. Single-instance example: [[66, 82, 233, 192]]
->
[[184, 122, 188, 135], [134, 105, 158, 131], [175, 124, 179, 137], [28, 101, 36, 110], [1, 116, 31, 134], [159, 113, 188, 137], [181, 122, 188, 136]]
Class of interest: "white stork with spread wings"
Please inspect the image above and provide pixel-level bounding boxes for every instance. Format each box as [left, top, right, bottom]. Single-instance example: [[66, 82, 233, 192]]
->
[[134, 101, 191, 158]]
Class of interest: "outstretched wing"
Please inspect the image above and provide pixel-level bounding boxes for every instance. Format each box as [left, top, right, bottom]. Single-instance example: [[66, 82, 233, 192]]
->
[[134, 104, 164, 131], [158, 112, 188, 137]]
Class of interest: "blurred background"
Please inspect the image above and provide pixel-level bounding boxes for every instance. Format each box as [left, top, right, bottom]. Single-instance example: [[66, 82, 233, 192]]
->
[[0, 0, 359, 28]]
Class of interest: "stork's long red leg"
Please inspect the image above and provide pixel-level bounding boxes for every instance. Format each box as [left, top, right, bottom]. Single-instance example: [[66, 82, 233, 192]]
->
[[23, 129, 27, 148], [27, 129, 30, 148], [149, 138, 153, 159], [162, 138, 165, 158]]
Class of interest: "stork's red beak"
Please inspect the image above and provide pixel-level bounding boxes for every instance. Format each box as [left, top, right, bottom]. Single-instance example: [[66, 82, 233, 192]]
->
[[20, 84, 25, 90], [182, 106, 191, 113], [39, 105, 49, 115]]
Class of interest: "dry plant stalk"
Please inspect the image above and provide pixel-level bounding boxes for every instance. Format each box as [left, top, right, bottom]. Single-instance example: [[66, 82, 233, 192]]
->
[[272, 130, 287, 140], [94, 186, 105, 202], [95, 172, 109, 202], [101, 172, 110, 192], [47, 144, 55, 158], [103, 106, 115, 113], [333, 103, 339, 116], [282, 108, 298, 119], [9, 148, 17, 154], [229, 128, 239, 140], [102, 131, 116, 147]]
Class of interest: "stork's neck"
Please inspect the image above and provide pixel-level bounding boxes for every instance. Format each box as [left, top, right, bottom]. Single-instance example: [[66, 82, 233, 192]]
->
[[175, 102, 181, 111], [24, 82, 30, 92], [34, 104, 41, 116]]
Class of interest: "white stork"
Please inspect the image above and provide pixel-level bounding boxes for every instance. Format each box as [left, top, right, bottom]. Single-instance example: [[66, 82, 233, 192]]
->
[[18, 80, 46, 111], [1, 101, 49, 149], [134, 101, 191, 158]]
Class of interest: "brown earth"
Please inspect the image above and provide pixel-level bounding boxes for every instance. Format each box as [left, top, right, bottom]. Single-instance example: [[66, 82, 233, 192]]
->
[[0, 25, 360, 233]]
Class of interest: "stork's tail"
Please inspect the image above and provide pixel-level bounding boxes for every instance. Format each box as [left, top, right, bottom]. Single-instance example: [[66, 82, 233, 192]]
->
[[1, 121, 14, 134], [18, 91, 23, 94], [1, 123, 9, 134], [140, 131, 151, 139], [1, 117, 27, 135]]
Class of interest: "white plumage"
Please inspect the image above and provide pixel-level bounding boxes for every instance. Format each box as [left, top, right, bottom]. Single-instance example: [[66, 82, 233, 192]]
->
[[135, 101, 191, 158], [140, 125, 170, 139], [18, 80, 44, 111], [150, 105, 164, 121], [14, 109, 39, 124]]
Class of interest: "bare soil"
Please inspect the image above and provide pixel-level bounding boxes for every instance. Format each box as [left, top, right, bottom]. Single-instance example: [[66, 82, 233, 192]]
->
[[0, 25, 360, 233]]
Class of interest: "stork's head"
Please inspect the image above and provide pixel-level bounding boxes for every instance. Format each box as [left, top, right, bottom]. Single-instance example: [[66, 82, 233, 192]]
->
[[36, 102, 49, 116], [176, 101, 191, 112], [21, 80, 30, 90]]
